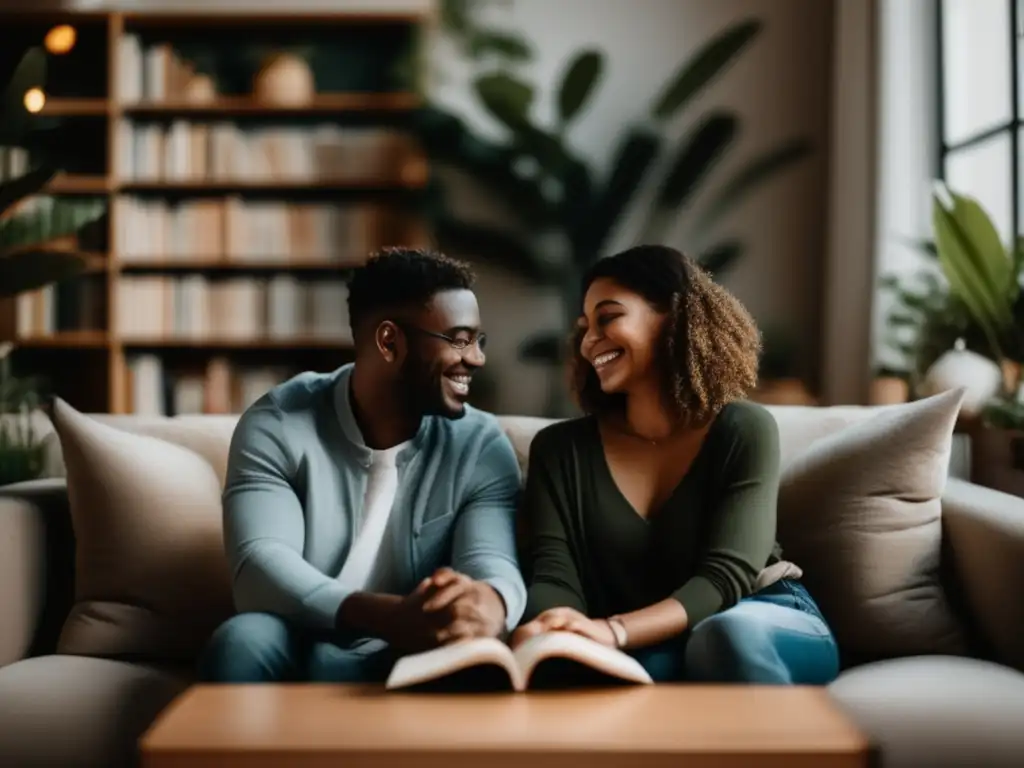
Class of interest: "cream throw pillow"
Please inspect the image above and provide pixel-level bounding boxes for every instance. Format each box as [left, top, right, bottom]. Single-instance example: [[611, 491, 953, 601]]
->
[[777, 387, 969, 659], [48, 397, 234, 661]]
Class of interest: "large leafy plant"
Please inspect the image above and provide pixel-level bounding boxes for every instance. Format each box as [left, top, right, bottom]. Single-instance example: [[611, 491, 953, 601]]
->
[[0, 46, 104, 485], [878, 185, 1024, 402], [1, 47, 101, 297], [931, 183, 1024, 372], [417, 3, 811, 413]]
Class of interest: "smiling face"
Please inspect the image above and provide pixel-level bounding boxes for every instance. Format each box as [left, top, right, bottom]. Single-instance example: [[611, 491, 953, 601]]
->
[[578, 277, 667, 396], [400, 288, 486, 419]]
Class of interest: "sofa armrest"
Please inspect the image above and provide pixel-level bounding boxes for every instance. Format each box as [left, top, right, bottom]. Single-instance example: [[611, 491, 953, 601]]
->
[[0, 479, 67, 667], [942, 477, 1024, 672]]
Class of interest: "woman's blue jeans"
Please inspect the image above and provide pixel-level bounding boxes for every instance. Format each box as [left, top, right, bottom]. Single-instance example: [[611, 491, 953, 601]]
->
[[630, 579, 840, 684]]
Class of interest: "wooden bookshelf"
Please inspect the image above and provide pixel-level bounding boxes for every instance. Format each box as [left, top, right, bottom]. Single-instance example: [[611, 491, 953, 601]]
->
[[0, 9, 433, 416]]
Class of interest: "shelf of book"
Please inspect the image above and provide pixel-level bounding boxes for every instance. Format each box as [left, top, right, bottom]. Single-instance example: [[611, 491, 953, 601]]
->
[[0, 8, 432, 416]]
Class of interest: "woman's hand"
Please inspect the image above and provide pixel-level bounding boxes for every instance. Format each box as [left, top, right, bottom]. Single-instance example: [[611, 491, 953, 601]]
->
[[509, 607, 617, 649]]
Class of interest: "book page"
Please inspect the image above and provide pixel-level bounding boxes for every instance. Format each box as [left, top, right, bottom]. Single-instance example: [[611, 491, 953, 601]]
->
[[385, 637, 520, 691], [513, 631, 654, 689]]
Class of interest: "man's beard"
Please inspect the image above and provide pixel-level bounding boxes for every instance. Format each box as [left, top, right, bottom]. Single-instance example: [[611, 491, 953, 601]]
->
[[401, 357, 466, 420]]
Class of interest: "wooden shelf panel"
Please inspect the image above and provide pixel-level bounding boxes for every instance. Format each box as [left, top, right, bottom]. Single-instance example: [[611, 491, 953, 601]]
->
[[121, 93, 421, 116], [120, 11, 428, 26], [119, 178, 425, 193], [12, 331, 109, 348], [122, 338, 352, 350], [41, 98, 110, 117], [119, 260, 361, 271], [38, 176, 423, 194], [44, 174, 112, 194]]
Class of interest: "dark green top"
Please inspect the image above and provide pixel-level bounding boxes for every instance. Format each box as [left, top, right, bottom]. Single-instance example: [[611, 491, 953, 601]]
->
[[520, 400, 782, 628]]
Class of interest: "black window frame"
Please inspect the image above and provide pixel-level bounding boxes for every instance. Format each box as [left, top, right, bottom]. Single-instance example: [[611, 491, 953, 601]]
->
[[936, 0, 1022, 241]]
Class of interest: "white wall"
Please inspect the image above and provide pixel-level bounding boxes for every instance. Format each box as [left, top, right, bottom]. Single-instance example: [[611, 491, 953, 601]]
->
[[430, 0, 834, 414], [871, 0, 939, 374]]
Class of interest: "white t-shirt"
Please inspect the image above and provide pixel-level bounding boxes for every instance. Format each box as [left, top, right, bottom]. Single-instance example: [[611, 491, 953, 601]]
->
[[334, 441, 410, 594]]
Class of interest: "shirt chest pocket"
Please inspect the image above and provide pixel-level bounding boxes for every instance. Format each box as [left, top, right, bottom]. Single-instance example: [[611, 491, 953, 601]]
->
[[413, 512, 456, 571]]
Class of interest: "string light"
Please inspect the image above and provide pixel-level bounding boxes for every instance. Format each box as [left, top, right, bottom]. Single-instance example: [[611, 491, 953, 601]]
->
[[23, 88, 45, 113], [44, 25, 76, 54]]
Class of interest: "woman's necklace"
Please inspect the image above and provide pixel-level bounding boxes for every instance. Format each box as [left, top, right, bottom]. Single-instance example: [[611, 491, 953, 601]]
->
[[612, 417, 678, 446]]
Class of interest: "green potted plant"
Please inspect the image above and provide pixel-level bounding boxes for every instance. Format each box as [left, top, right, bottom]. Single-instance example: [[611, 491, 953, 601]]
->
[[931, 183, 1024, 394], [0, 46, 103, 486], [926, 183, 1024, 495], [0, 342, 47, 486], [750, 325, 815, 405], [419, 3, 811, 415]]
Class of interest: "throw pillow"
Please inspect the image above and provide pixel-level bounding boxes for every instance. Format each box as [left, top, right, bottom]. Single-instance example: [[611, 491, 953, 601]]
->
[[777, 387, 968, 659], [47, 397, 234, 661]]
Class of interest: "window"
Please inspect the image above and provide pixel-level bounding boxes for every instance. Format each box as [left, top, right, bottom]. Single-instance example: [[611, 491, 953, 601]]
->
[[937, 0, 1021, 245]]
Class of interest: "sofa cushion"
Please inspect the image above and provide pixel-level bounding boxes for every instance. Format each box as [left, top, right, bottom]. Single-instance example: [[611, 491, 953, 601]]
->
[[48, 397, 235, 662], [777, 388, 968, 659], [0, 654, 189, 768], [829, 656, 1024, 768]]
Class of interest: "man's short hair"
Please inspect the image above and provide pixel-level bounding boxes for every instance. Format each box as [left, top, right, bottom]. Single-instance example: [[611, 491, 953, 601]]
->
[[346, 246, 475, 336]]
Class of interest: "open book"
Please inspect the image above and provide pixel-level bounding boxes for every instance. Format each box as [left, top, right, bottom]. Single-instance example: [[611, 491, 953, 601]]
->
[[385, 631, 653, 692]]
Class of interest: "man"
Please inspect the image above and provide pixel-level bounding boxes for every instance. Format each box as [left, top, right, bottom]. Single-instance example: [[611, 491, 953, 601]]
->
[[198, 247, 526, 683]]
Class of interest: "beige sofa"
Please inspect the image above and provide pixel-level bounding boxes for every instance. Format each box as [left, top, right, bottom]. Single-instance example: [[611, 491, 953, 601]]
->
[[0, 403, 1023, 768]]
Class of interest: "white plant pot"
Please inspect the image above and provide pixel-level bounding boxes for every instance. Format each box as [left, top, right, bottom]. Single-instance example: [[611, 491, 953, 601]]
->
[[920, 347, 1002, 417]]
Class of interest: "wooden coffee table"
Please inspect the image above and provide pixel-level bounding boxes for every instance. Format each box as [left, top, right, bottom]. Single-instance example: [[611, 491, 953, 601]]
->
[[140, 684, 873, 768]]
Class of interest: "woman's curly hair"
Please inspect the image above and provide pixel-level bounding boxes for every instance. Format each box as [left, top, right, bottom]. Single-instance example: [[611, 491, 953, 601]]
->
[[570, 245, 762, 426]]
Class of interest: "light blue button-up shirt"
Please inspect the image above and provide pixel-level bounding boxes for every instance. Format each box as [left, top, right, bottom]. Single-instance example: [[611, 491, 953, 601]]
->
[[222, 363, 527, 635]]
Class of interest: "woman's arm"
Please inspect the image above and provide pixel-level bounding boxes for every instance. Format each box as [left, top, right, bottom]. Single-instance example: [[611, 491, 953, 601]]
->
[[609, 404, 781, 650], [520, 427, 589, 623]]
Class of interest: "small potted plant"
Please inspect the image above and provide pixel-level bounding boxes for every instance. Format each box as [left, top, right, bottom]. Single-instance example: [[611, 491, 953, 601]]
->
[[0, 343, 47, 487], [870, 365, 910, 405], [751, 326, 816, 406]]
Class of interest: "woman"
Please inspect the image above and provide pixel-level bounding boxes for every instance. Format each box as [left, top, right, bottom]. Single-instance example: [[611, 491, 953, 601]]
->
[[511, 245, 839, 684]]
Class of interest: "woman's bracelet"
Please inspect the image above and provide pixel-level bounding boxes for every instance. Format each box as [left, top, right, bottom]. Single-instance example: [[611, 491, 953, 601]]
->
[[606, 616, 628, 649]]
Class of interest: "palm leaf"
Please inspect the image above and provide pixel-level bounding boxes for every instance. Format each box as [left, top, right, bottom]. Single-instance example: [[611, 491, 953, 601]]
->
[[698, 240, 743, 278], [649, 19, 762, 122], [0, 165, 57, 217], [947, 189, 1013, 303], [439, 0, 471, 34], [0, 247, 92, 298], [474, 71, 534, 132], [413, 107, 556, 228], [574, 127, 661, 263], [691, 138, 811, 239], [932, 195, 1005, 356], [557, 50, 603, 127], [468, 31, 533, 61], [433, 216, 551, 284], [643, 112, 737, 242]]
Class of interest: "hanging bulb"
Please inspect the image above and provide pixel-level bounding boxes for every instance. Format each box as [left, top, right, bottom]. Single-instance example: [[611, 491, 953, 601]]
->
[[23, 88, 45, 113], [45, 25, 76, 55]]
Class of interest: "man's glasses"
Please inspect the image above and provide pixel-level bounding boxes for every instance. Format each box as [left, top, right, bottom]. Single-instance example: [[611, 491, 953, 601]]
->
[[402, 324, 487, 352]]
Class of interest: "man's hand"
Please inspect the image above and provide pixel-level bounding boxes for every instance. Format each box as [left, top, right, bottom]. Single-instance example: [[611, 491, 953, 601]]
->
[[509, 606, 616, 649], [420, 567, 507, 644], [336, 581, 449, 653]]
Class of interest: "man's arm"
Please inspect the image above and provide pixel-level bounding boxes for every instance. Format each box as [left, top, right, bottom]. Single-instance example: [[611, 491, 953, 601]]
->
[[223, 401, 350, 630], [446, 427, 528, 633]]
